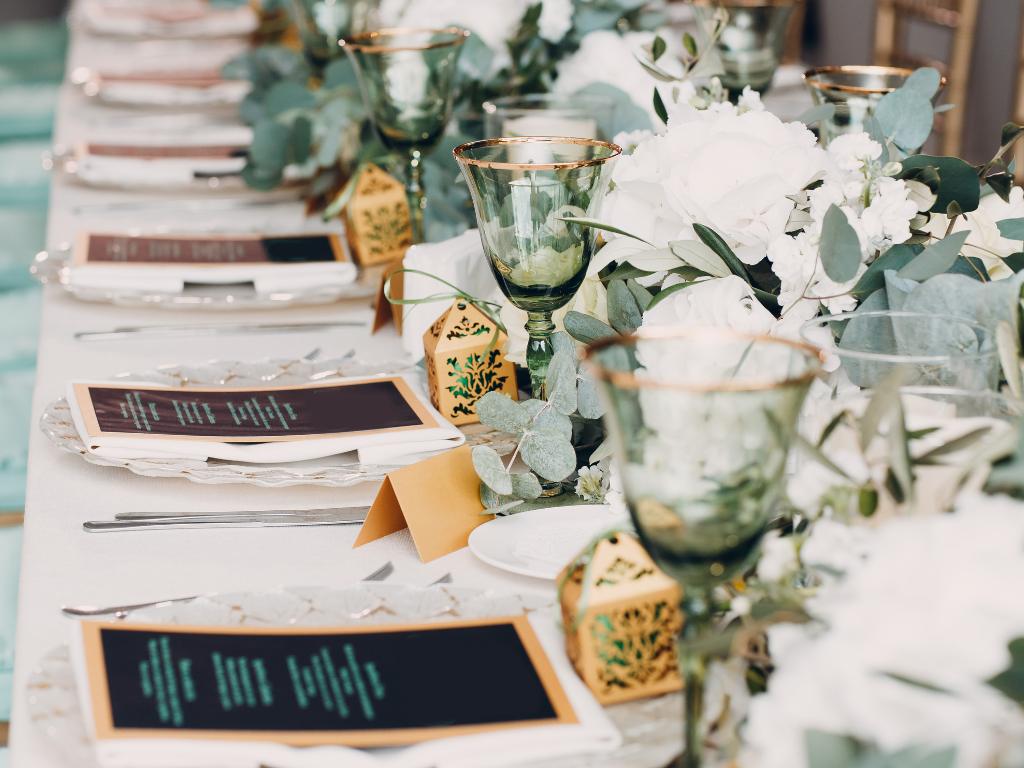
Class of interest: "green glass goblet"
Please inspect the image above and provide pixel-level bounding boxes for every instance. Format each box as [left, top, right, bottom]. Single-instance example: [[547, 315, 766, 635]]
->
[[453, 136, 620, 400], [288, 0, 377, 73], [584, 328, 823, 767], [692, 0, 797, 97], [340, 26, 470, 242]]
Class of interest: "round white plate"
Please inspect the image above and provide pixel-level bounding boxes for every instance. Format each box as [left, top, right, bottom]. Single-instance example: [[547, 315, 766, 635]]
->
[[27, 584, 683, 768], [39, 355, 517, 488], [469, 504, 629, 580]]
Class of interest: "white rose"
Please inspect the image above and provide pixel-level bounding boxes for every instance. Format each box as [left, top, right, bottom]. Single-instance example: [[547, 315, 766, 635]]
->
[[602, 109, 827, 265], [641, 274, 776, 334]]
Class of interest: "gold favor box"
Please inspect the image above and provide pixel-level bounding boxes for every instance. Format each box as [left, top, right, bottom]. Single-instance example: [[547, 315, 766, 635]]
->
[[345, 163, 413, 267], [559, 533, 683, 705], [422, 300, 518, 426]]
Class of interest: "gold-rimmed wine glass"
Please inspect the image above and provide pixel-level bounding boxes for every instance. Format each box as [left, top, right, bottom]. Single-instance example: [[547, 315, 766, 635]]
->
[[288, 0, 378, 73], [803, 65, 947, 144], [585, 328, 823, 767], [453, 136, 620, 396], [340, 26, 470, 242], [691, 0, 798, 97]]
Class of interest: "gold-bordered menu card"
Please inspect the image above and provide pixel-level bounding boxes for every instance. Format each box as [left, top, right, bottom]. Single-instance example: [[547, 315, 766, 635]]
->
[[70, 377, 439, 444], [74, 616, 578, 747], [71, 232, 348, 269]]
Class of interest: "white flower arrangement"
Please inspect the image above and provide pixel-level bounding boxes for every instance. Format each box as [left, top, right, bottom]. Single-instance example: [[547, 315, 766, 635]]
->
[[743, 495, 1024, 768]]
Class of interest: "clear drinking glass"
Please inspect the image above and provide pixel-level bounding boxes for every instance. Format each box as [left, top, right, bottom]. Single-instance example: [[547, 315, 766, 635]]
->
[[340, 26, 470, 241], [801, 310, 999, 391], [802, 65, 946, 144], [288, 0, 377, 72], [453, 137, 620, 400], [692, 0, 797, 96], [482, 93, 615, 141], [585, 328, 823, 768]]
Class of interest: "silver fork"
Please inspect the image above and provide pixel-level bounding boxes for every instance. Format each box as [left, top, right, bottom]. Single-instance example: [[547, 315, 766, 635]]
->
[[60, 561, 396, 619]]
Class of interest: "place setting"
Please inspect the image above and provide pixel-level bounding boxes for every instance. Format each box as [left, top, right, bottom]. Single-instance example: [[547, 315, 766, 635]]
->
[[10, 1, 1024, 768]]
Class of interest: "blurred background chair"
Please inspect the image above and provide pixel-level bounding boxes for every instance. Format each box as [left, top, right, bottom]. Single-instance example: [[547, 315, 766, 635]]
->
[[872, 0, 980, 156]]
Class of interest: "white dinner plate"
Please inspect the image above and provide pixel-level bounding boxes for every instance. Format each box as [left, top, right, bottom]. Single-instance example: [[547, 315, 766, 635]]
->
[[469, 504, 629, 580]]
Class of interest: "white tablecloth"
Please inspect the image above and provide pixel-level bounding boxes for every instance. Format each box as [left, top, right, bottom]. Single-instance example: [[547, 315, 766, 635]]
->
[[7, 23, 546, 768]]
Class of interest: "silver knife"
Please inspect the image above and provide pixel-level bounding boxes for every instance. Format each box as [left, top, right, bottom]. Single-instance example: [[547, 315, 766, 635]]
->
[[114, 506, 368, 521], [85, 508, 368, 532], [75, 321, 366, 341]]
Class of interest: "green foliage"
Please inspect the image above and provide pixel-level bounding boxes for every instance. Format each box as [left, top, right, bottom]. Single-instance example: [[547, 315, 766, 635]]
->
[[819, 204, 862, 282], [806, 731, 956, 768], [564, 310, 616, 344], [899, 155, 980, 213], [997, 217, 1024, 241], [874, 67, 940, 153], [607, 279, 643, 334], [896, 230, 970, 281]]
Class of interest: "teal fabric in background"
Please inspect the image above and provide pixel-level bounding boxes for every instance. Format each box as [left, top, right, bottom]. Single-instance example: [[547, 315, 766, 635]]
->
[[0, 14, 66, 736]]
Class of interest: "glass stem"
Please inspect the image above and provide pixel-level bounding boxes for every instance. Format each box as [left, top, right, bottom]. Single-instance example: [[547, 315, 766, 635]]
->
[[525, 310, 562, 496], [679, 590, 711, 768], [406, 148, 425, 243], [525, 310, 555, 400]]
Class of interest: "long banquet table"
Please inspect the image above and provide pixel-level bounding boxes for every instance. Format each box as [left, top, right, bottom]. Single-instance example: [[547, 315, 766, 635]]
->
[[7, 20, 547, 768]]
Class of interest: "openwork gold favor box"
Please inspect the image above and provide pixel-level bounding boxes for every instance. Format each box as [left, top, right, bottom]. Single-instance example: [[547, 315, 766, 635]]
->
[[345, 163, 413, 267], [559, 533, 683, 705], [422, 300, 518, 425]]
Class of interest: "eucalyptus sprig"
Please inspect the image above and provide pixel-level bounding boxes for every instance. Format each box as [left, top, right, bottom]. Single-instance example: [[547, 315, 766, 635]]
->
[[472, 333, 606, 514]]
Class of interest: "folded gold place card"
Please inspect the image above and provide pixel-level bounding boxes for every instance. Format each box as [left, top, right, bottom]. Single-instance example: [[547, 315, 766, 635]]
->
[[73, 232, 349, 268], [355, 446, 489, 562], [75, 616, 578, 747], [71, 377, 437, 443]]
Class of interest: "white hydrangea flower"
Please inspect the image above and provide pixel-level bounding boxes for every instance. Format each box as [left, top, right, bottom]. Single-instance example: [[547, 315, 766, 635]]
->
[[827, 132, 882, 173], [744, 497, 1024, 768], [756, 531, 799, 582], [537, 0, 573, 42]]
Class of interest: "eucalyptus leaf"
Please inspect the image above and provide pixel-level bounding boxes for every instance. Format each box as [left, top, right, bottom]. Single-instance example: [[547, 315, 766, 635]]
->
[[997, 321, 1023, 399], [248, 119, 290, 173], [859, 370, 907, 450], [607, 279, 643, 334], [902, 66, 942, 99], [522, 399, 573, 440], [288, 115, 313, 163], [888, 399, 914, 503], [551, 330, 575, 358], [589, 438, 614, 463], [875, 88, 934, 151], [472, 445, 512, 495], [264, 80, 316, 116], [510, 471, 543, 500], [522, 431, 577, 481], [626, 278, 653, 311], [572, 82, 653, 136], [479, 482, 525, 516], [851, 244, 921, 299], [476, 391, 532, 433], [652, 86, 669, 125], [819, 204, 862, 282], [669, 239, 730, 277], [545, 349, 579, 415], [576, 367, 605, 419], [322, 57, 358, 89], [997, 217, 1024, 241], [896, 230, 970, 281], [564, 311, 616, 344]]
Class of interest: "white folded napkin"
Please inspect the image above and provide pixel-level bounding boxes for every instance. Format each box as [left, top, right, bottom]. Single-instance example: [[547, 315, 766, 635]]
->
[[66, 374, 464, 467], [79, 0, 258, 38], [66, 259, 358, 297], [400, 229, 498, 359], [96, 79, 251, 107], [71, 614, 621, 768]]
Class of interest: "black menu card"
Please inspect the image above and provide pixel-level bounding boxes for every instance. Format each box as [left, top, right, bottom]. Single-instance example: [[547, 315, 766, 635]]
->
[[72, 378, 437, 442], [73, 232, 347, 267], [77, 616, 577, 746]]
